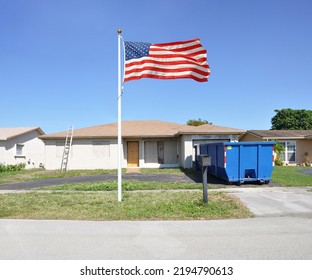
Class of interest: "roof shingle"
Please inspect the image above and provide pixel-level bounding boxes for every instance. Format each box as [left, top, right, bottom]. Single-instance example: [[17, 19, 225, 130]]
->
[[40, 120, 245, 140], [247, 130, 312, 139], [0, 127, 44, 141]]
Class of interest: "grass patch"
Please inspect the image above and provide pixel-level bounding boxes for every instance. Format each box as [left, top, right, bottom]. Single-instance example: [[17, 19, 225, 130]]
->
[[0, 191, 253, 220], [38, 180, 201, 191], [0, 168, 190, 185], [271, 166, 312, 186], [0, 169, 119, 184]]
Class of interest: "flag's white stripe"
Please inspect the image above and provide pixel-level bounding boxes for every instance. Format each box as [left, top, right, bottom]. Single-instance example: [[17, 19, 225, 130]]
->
[[125, 62, 209, 72], [153, 39, 201, 50], [126, 56, 207, 64], [150, 46, 205, 56], [124, 69, 207, 79]]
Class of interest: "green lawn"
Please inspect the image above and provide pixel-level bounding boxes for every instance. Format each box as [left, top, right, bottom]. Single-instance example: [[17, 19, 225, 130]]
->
[[0, 191, 253, 220], [0, 168, 118, 184], [0, 166, 311, 221], [271, 166, 312, 186], [38, 180, 200, 191]]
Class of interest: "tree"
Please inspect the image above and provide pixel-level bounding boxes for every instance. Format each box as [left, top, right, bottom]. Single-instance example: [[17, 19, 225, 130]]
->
[[187, 118, 212, 126], [271, 108, 312, 130]]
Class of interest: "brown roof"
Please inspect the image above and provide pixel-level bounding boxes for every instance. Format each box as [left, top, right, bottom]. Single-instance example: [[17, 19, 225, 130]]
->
[[40, 120, 245, 140], [247, 130, 312, 139], [0, 127, 45, 141]]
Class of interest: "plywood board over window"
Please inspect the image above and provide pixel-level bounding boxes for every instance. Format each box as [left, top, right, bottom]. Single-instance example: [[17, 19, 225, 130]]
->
[[144, 140, 178, 165], [157, 141, 164, 164], [92, 141, 110, 158]]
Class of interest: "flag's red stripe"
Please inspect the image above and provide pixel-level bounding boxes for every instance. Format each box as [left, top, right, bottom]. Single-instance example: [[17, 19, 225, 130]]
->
[[125, 59, 209, 68], [124, 38, 210, 82], [125, 66, 209, 77], [150, 50, 206, 59], [124, 73, 208, 83]]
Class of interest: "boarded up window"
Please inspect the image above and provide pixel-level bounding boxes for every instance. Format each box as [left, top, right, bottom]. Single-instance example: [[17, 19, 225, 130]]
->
[[144, 141, 177, 164], [157, 141, 164, 164], [144, 141, 158, 163], [164, 141, 178, 164], [93, 141, 110, 157]]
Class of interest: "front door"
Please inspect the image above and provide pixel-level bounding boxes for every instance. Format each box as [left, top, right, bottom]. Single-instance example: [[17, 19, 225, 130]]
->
[[127, 141, 139, 167]]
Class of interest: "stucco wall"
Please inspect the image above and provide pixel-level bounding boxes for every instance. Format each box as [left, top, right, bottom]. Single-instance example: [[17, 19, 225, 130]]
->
[[0, 130, 44, 168], [44, 139, 120, 170], [43, 134, 244, 170], [44, 138, 180, 170], [297, 140, 312, 164], [239, 134, 262, 141], [240, 134, 312, 164], [179, 135, 193, 169]]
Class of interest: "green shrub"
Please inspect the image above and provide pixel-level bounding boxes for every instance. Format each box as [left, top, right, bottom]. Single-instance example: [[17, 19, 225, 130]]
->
[[0, 163, 26, 173], [274, 141, 285, 166]]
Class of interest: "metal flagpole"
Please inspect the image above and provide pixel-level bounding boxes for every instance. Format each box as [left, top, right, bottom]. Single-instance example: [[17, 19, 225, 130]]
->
[[117, 29, 122, 202]]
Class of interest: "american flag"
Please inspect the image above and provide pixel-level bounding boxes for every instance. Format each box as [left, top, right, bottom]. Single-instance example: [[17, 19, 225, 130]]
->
[[123, 38, 210, 82]]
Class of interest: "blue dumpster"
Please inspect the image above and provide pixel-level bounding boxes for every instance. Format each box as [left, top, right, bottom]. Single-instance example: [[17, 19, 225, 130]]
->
[[198, 142, 275, 185]]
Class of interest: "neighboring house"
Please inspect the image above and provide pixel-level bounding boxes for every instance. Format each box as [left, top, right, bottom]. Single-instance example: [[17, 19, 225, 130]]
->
[[0, 127, 45, 168], [240, 130, 312, 165], [40, 120, 245, 170]]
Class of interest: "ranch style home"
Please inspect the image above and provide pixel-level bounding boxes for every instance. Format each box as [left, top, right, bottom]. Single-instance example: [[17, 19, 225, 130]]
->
[[241, 130, 312, 165], [0, 127, 45, 168], [39, 120, 245, 170]]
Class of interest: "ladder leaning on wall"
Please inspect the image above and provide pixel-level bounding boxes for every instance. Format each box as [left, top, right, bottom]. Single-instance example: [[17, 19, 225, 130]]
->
[[61, 125, 74, 171]]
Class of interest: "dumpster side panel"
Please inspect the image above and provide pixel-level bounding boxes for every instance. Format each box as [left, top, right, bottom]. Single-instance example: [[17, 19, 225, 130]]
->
[[207, 143, 218, 177], [258, 144, 274, 182], [224, 144, 240, 182], [240, 144, 258, 182], [200, 142, 275, 184], [216, 143, 228, 181]]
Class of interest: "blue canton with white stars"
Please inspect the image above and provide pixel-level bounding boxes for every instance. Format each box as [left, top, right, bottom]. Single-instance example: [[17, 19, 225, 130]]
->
[[125, 41, 151, 61]]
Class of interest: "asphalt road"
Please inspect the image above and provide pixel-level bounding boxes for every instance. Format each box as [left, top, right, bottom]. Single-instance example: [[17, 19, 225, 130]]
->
[[1, 172, 312, 260], [0, 216, 311, 260]]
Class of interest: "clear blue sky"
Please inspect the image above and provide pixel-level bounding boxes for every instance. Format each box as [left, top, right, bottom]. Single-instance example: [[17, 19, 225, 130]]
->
[[1, 0, 311, 134]]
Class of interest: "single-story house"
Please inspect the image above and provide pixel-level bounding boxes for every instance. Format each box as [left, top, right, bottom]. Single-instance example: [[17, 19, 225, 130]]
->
[[0, 127, 45, 168], [240, 130, 312, 165], [40, 120, 245, 170]]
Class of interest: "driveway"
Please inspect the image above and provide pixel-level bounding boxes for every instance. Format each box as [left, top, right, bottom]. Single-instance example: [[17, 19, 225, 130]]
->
[[224, 186, 312, 217]]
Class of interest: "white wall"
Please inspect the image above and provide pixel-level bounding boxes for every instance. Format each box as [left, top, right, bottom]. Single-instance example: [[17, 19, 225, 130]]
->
[[0, 130, 45, 168], [44, 139, 121, 170], [179, 135, 193, 169], [43, 138, 180, 170], [43, 134, 241, 170]]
